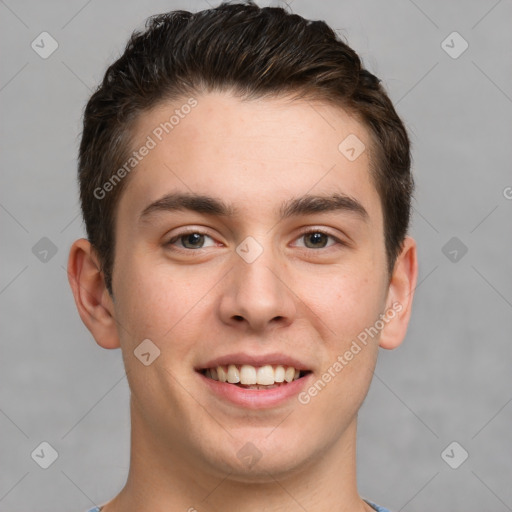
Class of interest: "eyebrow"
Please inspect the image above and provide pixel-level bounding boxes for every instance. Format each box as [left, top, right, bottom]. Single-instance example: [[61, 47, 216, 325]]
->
[[139, 191, 369, 223]]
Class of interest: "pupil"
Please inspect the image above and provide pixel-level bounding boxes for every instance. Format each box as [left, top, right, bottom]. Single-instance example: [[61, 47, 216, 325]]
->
[[306, 232, 327, 248], [184, 233, 203, 248]]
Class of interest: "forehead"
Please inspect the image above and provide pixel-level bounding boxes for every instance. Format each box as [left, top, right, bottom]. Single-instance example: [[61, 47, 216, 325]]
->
[[117, 91, 382, 229]]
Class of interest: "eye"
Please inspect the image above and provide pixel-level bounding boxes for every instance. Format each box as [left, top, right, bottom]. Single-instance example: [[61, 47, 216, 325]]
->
[[166, 231, 217, 250], [294, 230, 341, 249], [165, 228, 343, 252]]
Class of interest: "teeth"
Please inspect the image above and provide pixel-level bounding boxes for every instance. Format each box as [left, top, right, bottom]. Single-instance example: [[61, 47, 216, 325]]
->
[[274, 366, 285, 382], [256, 365, 274, 385], [240, 364, 257, 385], [217, 366, 227, 382], [204, 364, 305, 385], [284, 366, 295, 383], [227, 364, 240, 384]]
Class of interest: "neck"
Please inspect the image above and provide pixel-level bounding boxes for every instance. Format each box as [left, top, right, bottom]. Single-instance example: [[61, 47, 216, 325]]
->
[[101, 398, 370, 512]]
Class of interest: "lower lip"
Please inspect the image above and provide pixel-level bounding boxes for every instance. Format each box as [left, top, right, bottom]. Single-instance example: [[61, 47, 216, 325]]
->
[[197, 371, 313, 409]]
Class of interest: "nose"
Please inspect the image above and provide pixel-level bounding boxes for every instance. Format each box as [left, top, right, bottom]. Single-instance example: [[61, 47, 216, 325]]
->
[[217, 241, 297, 333]]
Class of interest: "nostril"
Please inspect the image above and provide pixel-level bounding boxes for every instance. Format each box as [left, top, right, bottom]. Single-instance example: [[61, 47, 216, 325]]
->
[[233, 315, 244, 322]]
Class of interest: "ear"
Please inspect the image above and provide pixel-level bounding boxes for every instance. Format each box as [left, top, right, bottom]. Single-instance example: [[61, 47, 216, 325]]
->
[[379, 236, 418, 350], [67, 238, 120, 349]]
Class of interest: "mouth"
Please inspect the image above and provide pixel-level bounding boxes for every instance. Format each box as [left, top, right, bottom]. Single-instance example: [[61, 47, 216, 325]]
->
[[195, 353, 315, 408], [198, 364, 312, 390]]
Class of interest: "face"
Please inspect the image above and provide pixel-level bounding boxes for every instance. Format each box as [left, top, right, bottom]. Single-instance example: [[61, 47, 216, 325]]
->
[[108, 91, 395, 480]]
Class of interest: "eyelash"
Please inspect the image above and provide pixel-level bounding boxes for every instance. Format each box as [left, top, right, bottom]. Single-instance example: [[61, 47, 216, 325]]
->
[[165, 228, 345, 252]]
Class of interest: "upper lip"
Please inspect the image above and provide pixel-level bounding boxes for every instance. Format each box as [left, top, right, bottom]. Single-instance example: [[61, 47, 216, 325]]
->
[[197, 352, 311, 371]]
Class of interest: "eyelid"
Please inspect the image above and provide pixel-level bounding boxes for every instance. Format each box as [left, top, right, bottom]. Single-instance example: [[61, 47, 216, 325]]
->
[[291, 227, 345, 248], [166, 227, 220, 248], [165, 226, 346, 251]]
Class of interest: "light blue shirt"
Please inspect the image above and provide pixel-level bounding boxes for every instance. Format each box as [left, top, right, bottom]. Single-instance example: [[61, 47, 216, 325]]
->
[[86, 500, 391, 511], [364, 500, 392, 512]]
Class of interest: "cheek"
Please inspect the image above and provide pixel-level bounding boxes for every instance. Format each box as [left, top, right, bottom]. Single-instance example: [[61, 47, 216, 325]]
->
[[296, 265, 386, 346], [113, 253, 217, 349], [112, 255, 172, 341], [298, 272, 382, 425]]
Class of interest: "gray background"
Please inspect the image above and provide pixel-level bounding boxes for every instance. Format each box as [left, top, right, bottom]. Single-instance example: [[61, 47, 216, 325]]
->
[[1, 0, 511, 511]]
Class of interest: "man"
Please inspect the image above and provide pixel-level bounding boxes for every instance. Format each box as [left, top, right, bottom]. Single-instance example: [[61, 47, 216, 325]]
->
[[68, 2, 418, 511]]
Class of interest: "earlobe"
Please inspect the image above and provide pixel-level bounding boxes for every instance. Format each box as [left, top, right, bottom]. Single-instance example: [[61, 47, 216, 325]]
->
[[379, 236, 418, 350], [67, 238, 121, 349]]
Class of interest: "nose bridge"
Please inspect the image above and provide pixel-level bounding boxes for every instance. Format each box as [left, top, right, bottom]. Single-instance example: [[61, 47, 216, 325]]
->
[[219, 233, 296, 330], [238, 239, 281, 297]]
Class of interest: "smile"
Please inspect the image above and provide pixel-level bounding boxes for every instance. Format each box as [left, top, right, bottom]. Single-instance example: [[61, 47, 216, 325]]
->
[[197, 362, 313, 408], [200, 363, 310, 389]]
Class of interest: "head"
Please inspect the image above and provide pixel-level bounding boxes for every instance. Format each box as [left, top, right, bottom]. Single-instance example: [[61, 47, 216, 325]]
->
[[69, 0, 417, 486]]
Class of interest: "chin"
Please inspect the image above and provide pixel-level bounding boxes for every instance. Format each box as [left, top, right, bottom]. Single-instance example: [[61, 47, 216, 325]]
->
[[200, 430, 317, 483]]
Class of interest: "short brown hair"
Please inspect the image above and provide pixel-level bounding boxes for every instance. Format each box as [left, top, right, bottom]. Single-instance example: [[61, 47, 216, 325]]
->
[[78, 0, 413, 296]]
